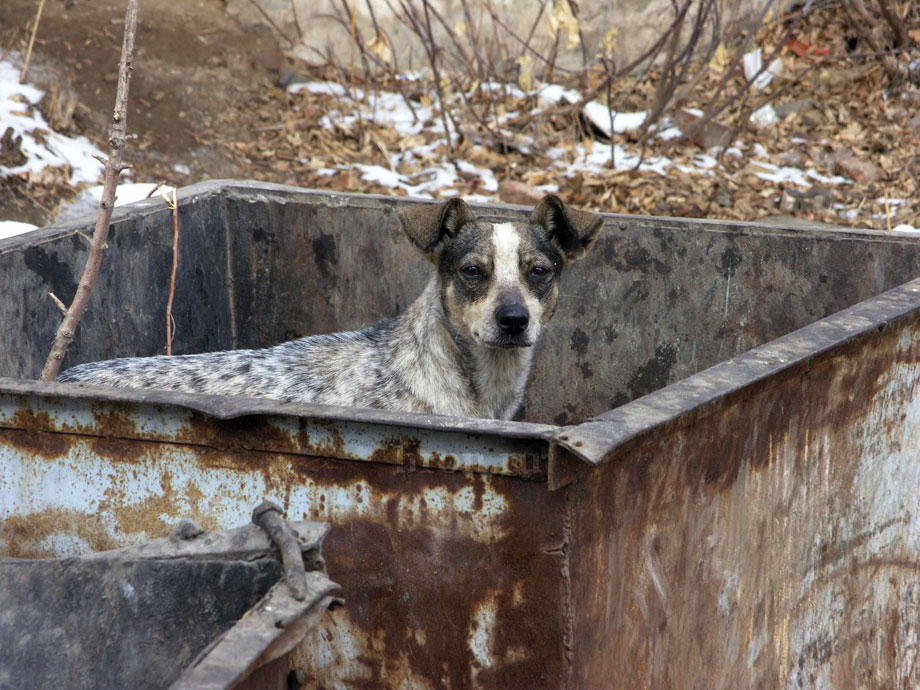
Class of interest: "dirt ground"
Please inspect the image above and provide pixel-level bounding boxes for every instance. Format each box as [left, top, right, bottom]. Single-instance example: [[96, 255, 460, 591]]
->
[[1, 0, 918, 229], [0, 0, 278, 226]]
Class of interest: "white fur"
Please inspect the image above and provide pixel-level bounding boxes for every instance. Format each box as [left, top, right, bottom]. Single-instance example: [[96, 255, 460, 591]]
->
[[474, 223, 544, 347]]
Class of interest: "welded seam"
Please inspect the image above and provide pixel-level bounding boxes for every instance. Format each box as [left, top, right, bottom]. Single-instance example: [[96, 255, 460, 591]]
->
[[561, 483, 576, 690]]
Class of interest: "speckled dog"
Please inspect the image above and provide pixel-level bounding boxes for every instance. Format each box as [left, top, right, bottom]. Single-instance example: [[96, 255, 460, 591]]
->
[[59, 195, 602, 420]]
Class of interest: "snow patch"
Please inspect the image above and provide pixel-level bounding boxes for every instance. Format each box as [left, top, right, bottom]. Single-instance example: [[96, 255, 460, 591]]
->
[[0, 57, 104, 185], [583, 101, 647, 136], [0, 220, 38, 240]]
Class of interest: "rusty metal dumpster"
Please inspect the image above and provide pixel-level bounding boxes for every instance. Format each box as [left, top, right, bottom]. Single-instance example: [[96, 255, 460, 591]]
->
[[1, 181, 919, 688], [0, 512, 339, 690]]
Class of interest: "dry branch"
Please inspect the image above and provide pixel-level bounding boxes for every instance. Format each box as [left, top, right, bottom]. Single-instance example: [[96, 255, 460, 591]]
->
[[165, 188, 179, 356], [40, 0, 139, 381], [19, 0, 47, 83]]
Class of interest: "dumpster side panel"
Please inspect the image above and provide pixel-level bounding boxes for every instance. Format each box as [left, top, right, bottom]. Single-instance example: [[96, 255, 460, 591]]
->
[[0, 194, 232, 380], [0, 558, 282, 690], [0, 417, 567, 690], [224, 196, 430, 350], [570, 317, 920, 688], [529, 223, 920, 425]]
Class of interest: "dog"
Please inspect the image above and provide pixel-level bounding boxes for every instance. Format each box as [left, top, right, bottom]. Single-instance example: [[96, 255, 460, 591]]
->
[[58, 195, 602, 420]]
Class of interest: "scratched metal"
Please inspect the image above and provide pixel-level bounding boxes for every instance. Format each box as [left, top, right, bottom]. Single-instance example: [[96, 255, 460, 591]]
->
[[0, 404, 569, 688], [566, 301, 920, 688], [0, 382, 551, 478]]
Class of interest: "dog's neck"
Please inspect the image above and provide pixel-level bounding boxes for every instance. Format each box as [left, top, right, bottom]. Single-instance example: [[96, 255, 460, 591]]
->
[[393, 279, 533, 420]]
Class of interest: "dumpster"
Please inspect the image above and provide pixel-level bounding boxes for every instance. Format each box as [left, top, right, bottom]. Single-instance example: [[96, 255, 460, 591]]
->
[[0, 507, 340, 690], [1, 181, 919, 688]]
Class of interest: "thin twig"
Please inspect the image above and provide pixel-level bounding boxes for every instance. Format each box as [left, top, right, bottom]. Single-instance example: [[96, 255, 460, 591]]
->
[[289, 0, 304, 41], [245, 0, 295, 45], [165, 188, 179, 355], [48, 292, 67, 316], [40, 0, 138, 381], [876, 0, 908, 48], [19, 0, 47, 83]]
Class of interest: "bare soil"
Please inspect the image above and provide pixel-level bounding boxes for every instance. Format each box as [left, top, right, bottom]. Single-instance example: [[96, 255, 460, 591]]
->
[[0, 0, 277, 225], [1, 1, 918, 230]]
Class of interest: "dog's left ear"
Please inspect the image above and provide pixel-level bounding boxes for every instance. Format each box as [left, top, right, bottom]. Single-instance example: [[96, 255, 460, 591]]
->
[[531, 195, 603, 264], [398, 198, 474, 262]]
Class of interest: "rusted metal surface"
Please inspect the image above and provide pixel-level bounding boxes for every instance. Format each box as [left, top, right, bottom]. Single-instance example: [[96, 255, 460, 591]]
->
[[567, 296, 920, 688], [0, 378, 552, 479], [171, 574, 340, 690], [0, 391, 569, 688], [0, 517, 338, 690]]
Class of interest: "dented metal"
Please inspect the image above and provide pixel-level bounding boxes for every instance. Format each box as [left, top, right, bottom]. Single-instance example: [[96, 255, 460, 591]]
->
[[3, 185, 920, 688]]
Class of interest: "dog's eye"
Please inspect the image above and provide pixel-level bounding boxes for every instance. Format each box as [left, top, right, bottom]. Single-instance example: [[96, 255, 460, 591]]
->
[[530, 266, 552, 279], [461, 265, 484, 279]]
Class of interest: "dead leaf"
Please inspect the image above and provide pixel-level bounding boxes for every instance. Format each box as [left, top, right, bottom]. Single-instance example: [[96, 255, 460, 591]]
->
[[547, 0, 580, 50]]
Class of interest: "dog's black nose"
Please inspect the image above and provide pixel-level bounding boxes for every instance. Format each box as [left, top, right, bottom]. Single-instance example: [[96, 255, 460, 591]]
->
[[497, 304, 529, 335]]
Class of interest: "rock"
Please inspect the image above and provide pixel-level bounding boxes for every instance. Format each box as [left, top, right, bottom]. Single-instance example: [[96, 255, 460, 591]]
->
[[779, 187, 833, 213], [777, 151, 804, 167], [498, 180, 544, 206], [0, 127, 25, 167], [675, 110, 734, 149], [779, 189, 799, 213], [834, 155, 883, 183], [799, 108, 825, 128], [909, 112, 920, 131], [254, 40, 285, 73], [773, 98, 825, 128], [774, 98, 819, 119], [750, 103, 779, 128]]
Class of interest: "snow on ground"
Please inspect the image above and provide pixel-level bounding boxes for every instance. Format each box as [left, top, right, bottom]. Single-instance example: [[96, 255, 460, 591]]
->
[[1, 56, 179, 234], [0, 58, 104, 185], [290, 78, 872, 214], [0, 220, 38, 240], [55, 182, 176, 224]]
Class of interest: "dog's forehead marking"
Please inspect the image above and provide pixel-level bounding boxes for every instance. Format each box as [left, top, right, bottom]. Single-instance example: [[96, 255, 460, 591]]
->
[[490, 222, 521, 287]]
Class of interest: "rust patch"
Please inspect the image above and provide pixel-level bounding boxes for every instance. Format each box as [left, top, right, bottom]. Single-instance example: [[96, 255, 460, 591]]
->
[[0, 408, 70, 458], [286, 458, 569, 689], [90, 406, 141, 439], [1, 508, 120, 557], [369, 436, 421, 469], [567, 318, 920, 689], [0, 427, 70, 460], [90, 435, 148, 462], [299, 419, 347, 459]]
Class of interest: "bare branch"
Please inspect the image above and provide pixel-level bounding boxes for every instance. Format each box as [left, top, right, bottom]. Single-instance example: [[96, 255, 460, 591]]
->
[[165, 188, 179, 356], [48, 292, 67, 317], [245, 0, 295, 45], [40, 0, 139, 381], [19, 0, 47, 83]]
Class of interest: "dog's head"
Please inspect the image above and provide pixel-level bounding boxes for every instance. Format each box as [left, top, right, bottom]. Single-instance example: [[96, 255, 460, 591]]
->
[[399, 195, 603, 350]]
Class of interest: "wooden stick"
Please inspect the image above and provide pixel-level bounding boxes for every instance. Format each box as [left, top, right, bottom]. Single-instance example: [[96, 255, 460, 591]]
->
[[165, 188, 179, 355], [19, 0, 47, 84], [40, 0, 139, 381]]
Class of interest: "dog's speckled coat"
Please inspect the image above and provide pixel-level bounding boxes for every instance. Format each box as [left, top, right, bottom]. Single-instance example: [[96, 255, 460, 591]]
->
[[59, 196, 602, 420]]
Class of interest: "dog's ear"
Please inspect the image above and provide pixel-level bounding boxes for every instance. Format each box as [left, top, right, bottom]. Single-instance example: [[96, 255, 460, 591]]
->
[[398, 198, 474, 262], [530, 195, 603, 264]]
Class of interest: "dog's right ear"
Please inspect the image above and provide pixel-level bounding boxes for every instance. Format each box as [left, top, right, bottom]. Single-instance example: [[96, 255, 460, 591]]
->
[[398, 199, 474, 262]]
